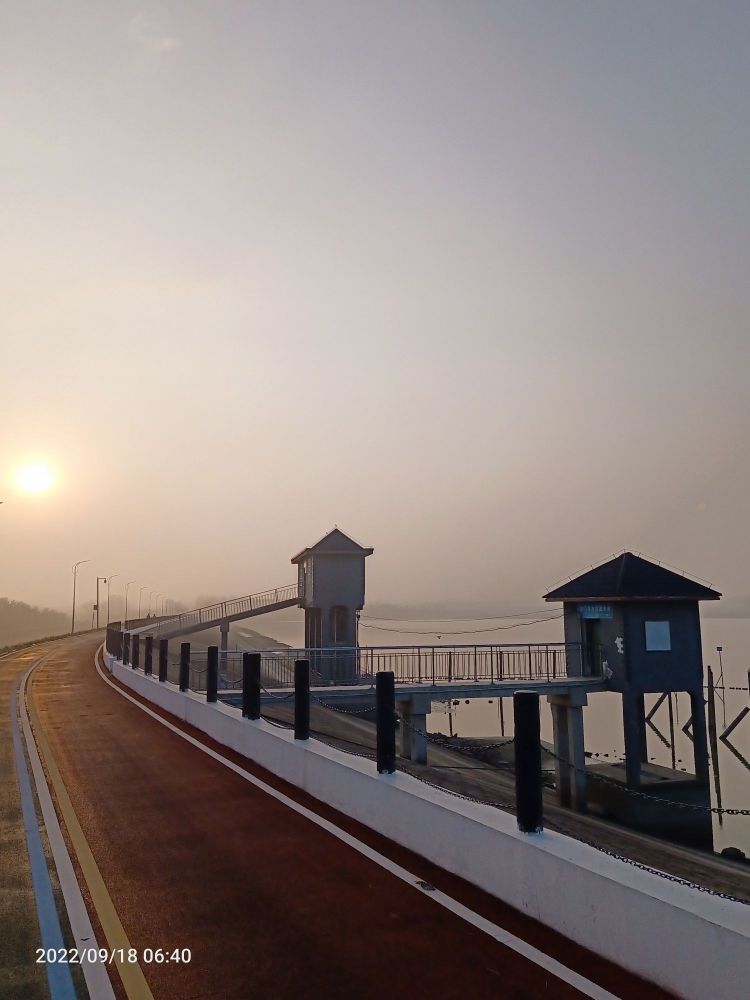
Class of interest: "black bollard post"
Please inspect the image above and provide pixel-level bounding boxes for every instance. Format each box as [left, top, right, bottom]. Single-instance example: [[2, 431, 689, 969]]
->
[[376, 671, 396, 774], [514, 691, 543, 834], [123, 633, 130, 665], [158, 639, 168, 682], [144, 636, 153, 676], [243, 652, 261, 720], [294, 659, 310, 741], [179, 642, 190, 692], [132, 634, 140, 670], [207, 646, 218, 703]]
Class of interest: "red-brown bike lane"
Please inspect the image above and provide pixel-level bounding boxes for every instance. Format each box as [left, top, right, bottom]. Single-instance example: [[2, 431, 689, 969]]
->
[[29, 635, 670, 999]]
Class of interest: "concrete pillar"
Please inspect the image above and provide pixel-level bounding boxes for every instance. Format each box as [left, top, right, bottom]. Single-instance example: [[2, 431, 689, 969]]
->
[[550, 702, 571, 807], [548, 691, 588, 812], [690, 688, 710, 784], [637, 693, 648, 764], [622, 692, 643, 787], [567, 704, 587, 813], [397, 695, 430, 764]]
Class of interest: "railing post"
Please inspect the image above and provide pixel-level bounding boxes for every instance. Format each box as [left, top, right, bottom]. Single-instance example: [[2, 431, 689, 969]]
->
[[206, 646, 218, 703], [294, 659, 310, 741], [144, 635, 153, 676], [376, 671, 396, 774], [123, 632, 130, 665], [158, 639, 168, 682], [242, 652, 261, 720], [132, 634, 140, 670], [514, 692, 543, 833], [179, 642, 190, 692]]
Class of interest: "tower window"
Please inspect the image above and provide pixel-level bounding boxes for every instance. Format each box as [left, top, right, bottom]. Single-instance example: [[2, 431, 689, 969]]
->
[[645, 621, 671, 651]]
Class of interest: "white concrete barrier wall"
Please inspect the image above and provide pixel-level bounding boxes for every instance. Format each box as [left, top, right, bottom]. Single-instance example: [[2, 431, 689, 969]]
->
[[106, 652, 750, 1000]]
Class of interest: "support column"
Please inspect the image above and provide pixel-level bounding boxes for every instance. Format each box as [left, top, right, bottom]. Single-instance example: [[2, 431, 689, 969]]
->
[[690, 688, 710, 784], [548, 691, 588, 813], [397, 695, 429, 764], [636, 693, 648, 764], [622, 691, 643, 787], [567, 703, 587, 813], [550, 701, 571, 807]]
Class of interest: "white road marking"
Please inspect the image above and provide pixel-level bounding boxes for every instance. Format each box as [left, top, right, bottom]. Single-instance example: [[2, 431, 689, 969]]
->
[[95, 646, 621, 1000], [20, 656, 117, 1000]]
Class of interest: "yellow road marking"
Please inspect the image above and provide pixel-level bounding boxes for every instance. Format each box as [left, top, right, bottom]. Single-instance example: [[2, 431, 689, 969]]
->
[[26, 665, 155, 1000]]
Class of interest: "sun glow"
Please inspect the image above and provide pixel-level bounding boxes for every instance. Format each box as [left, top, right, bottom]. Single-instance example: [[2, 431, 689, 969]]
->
[[16, 463, 54, 494]]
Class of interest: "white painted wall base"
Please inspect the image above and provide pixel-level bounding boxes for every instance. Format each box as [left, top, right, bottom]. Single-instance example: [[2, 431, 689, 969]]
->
[[106, 652, 750, 1000]]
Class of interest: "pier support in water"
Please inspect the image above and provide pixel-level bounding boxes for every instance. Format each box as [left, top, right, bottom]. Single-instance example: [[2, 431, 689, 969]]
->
[[397, 693, 430, 764], [548, 690, 588, 812]]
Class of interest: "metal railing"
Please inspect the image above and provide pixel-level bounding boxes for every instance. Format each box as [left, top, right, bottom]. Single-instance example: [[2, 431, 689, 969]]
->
[[175, 642, 603, 691], [137, 584, 301, 636]]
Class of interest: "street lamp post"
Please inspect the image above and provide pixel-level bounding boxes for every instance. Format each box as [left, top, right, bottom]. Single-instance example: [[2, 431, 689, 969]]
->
[[151, 593, 161, 617], [71, 560, 90, 635], [95, 576, 108, 630], [106, 574, 119, 626], [124, 581, 136, 629], [138, 586, 148, 619]]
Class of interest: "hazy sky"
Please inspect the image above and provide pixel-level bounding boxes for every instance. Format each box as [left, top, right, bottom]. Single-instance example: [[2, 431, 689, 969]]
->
[[2, 2, 749, 617]]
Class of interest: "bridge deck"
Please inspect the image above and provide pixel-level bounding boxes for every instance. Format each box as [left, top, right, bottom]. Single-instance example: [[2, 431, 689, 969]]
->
[[222, 676, 607, 706]]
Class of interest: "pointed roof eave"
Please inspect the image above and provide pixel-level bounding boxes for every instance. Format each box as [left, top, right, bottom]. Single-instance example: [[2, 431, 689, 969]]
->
[[543, 551, 721, 602], [291, 527, 374, 564]]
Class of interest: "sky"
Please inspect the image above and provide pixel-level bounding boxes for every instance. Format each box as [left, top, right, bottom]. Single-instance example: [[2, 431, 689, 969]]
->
[[2, 1, 749, 623]]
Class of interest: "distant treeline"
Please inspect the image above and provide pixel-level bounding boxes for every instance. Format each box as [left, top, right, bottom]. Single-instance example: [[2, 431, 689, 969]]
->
[[0, 598, 68, 648]]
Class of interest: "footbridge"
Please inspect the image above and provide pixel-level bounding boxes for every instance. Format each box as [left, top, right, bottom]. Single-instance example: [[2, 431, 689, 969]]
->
[[131, 583, 301, 640]]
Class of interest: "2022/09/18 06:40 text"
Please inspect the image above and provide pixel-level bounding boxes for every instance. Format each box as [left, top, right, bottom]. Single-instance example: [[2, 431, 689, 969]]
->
[[36, 947, 192, 965]]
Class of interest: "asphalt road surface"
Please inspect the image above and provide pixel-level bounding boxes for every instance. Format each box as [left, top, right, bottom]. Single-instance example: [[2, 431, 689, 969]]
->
[[6, 634, 672, 999]]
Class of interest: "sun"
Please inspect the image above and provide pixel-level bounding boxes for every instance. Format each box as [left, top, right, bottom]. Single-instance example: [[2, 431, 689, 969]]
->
[[16, 463, 54, 494]]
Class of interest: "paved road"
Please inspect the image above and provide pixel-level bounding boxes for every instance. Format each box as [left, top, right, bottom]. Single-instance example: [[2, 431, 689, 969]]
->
[[10, 635, 672, 998]]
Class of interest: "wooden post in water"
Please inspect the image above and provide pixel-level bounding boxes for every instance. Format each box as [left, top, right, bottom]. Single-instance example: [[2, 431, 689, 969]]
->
[[668, 692, 676, 770], [707, 666, 723, 826]]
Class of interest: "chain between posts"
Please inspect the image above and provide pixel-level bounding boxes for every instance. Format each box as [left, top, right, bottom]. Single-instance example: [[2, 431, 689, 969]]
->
[[233, 674, 750, 905], [260, 683, 295, 702], [399, 715, 515, 753], [395, 764, 750, 906], [545, 745, 750, 816], [311, 695, 375, 715]]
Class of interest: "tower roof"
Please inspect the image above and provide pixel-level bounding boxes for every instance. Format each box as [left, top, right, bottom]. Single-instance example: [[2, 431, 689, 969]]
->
[[291, 528, 374, 564], [543, 552, 721, 602]]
